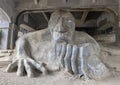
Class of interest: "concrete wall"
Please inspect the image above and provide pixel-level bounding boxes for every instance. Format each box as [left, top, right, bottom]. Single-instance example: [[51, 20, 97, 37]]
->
[[16, 0, 118, 12], [0, 0, 17, 49], [0, 0, 16, 21], [0, 28, 9, 49], [118, 0, 120, 27], [0, 23, 9, 49]]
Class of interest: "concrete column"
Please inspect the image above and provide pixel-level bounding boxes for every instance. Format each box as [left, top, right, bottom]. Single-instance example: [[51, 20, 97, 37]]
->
[[115, 22, 120, 45], [8, 23, 18, 49], [115, 0, 120, 45]]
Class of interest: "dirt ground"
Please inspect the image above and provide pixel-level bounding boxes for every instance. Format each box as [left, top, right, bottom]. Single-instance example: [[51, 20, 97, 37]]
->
[[0, 33, 120, 85]]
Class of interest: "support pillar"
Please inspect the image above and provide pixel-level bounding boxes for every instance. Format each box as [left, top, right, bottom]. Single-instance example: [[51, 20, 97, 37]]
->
[[8, 23, 18, 49]]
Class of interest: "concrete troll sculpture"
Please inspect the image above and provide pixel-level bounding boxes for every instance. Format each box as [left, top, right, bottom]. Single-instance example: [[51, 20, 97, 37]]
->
[[6, 10, 110, 79]]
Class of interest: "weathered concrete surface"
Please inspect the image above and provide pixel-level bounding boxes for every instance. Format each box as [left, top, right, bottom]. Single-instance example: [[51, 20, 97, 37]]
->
[[0, 0, 17, 49], [5, 10, 110, 80], [0, 0, 16, 20], [15, 0, 118, 12], [0, 28, 9, 49], [1, 26, 120, 85], [0, 35, 120, 85]]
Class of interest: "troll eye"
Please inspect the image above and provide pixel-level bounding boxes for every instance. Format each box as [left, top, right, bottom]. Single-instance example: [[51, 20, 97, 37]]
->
[[68, 19, 72, 23]]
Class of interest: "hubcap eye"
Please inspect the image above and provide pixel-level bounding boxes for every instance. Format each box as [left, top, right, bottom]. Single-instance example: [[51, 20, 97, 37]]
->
[[68, 19, 72, 23]]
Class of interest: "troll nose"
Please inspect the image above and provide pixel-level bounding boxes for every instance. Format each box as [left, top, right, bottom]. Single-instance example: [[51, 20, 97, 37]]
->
[[57, 26, 66, 33], [56, 19, 67, 33]]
